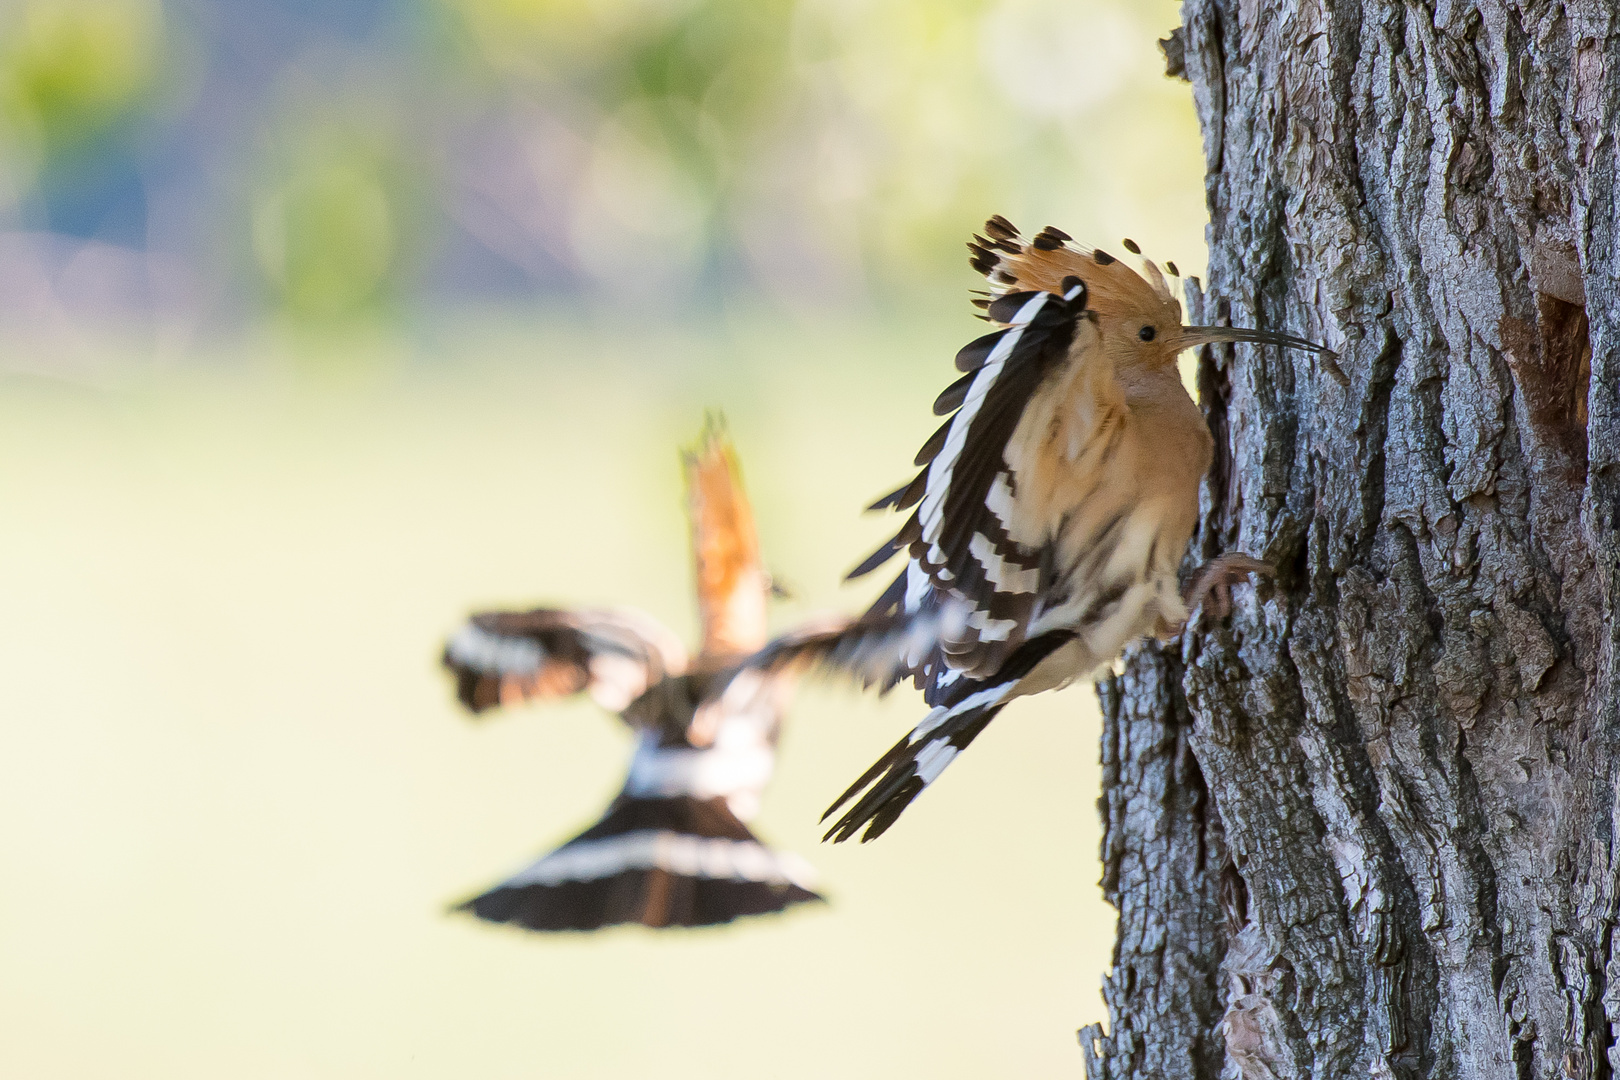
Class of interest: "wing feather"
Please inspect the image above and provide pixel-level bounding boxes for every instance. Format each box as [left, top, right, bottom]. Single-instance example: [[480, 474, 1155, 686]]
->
[[820, 630, 1077, 842], [847, 281, 1105, 681], [731, 605, 966, 692], [443, 607, 687, 715]]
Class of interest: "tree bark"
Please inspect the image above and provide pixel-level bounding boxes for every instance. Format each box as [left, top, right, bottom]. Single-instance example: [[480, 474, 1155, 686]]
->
[[1083, 3, 1619, 1078]]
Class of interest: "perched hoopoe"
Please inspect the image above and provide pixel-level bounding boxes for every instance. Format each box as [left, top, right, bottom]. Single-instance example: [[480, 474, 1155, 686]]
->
[[441, 424, 928, 930], [806, 217, 1333, 842]]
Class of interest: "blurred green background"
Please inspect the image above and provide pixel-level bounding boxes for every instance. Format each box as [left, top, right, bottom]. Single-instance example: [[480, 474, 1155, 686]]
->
[[0, 0, 1206, 1076]]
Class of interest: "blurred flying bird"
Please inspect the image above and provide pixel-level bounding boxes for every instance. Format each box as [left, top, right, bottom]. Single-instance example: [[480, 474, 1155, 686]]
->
[[442, 423, 932, 930], [802, 217, 1334, 842]]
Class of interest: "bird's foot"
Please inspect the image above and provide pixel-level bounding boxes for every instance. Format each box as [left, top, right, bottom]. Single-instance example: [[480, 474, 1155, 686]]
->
[[1184, 554, 1274, 622]]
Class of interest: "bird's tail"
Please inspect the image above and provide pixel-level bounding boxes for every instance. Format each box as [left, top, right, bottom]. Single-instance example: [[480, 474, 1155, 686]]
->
[[453, 794, 822, 932], [821, 630, 1076, 842], [820, 682, 1015, 843]]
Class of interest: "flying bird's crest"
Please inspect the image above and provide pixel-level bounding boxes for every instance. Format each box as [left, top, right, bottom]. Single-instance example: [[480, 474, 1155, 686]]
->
[[685, 419, 769, 660]]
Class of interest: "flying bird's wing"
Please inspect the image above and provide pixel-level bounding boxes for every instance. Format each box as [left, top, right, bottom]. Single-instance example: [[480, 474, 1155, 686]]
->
[[637, 608, 957, 761], [686, 423, 770, 660], [442, 607, 688, 715], [851, 277, 1117, 687]]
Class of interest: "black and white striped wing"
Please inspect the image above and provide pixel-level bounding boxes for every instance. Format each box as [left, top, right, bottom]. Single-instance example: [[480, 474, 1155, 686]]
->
[[442, 607, 687, 715], [852, 282, 1097, 684], [646, 609, 958, 755], [732, 606, 967, 691], [623, 610, 967, 798]]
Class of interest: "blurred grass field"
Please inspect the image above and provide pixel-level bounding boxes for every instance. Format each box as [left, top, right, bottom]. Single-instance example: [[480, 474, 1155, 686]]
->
[[0, 306, 1115, 1078]]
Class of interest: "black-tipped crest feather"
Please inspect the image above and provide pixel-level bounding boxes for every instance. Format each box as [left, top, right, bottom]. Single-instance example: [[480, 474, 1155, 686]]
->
[[984, 215, 1018, 240]]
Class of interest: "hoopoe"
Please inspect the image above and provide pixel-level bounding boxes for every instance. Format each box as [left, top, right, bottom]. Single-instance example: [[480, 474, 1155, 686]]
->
[[808, 217, 1334, 842], [441, 423, 929, 930]]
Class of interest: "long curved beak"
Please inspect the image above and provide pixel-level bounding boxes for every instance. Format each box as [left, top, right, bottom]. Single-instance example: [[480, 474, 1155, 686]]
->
[[1178, 324, 1336, 357]]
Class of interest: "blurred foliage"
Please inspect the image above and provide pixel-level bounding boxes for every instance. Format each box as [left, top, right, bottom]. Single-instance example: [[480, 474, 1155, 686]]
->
[[251, 73, 425, 321], [0, 0, 1204, 324], [253, 154, 399, 319], [0, 0, 166, 151], [431, 0, 1202, 300], [0, 0, 167, 211]]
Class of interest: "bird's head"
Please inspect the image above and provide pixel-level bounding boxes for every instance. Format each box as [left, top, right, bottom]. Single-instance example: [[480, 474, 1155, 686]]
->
[[968, 217, 1334, 371], [684, 415, 772, 660]]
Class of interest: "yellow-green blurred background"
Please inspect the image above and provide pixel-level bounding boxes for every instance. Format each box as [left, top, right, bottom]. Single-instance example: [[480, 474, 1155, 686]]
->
[[0, 1, 1206, 1076]]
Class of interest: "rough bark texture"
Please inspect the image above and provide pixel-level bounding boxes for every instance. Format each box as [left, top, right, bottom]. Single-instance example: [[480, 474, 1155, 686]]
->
[[1085, 3, 1620, 1078]]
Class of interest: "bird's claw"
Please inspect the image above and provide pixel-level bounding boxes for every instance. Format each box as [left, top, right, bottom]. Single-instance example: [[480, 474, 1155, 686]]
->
[[1185, 554, 1274, 622]]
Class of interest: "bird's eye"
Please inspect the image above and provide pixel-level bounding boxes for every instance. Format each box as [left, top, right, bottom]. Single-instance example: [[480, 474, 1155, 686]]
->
[[1139, 325, 1157, 342]]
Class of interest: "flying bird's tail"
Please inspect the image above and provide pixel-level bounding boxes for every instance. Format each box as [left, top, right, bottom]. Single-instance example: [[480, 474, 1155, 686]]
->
[[453, 794, 822, 932]]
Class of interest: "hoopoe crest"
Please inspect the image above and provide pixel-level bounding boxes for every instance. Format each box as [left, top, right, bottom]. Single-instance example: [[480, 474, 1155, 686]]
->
[[686, 420, 770, 662]]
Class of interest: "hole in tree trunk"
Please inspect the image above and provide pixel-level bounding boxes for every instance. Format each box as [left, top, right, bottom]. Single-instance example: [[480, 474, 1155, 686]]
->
[[1502, 294, 1590, 482]]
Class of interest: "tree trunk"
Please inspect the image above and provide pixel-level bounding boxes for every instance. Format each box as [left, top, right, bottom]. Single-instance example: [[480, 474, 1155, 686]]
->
[[1082, 3, 1619, 1078]]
